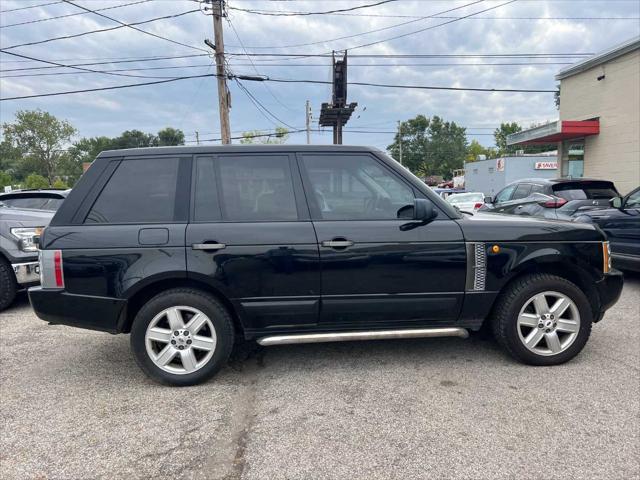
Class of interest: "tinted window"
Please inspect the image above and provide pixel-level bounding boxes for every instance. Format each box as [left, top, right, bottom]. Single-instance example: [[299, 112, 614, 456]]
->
[[302, 154, 414, 220], [193, 157, 221, 222], [530, 184, 545, 194], [218, 155, 297, 221], [495, 184, 516, 203], [625, 189, 640, 208], [2, 196, 64, 211], [552, 182, 618, 200], [86, 157, 180, 223], [512, 183, 532, 200]]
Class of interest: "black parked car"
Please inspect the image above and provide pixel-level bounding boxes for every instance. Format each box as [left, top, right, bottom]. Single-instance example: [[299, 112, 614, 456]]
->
[[0, 188, 69, 211], [480, 178, 619, 220], [29, 146, 623, 385], [574, 187, 640, 272]]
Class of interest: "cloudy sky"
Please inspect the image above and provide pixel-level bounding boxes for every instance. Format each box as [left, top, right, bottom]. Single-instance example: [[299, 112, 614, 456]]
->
[[1, 0, 639, 150]]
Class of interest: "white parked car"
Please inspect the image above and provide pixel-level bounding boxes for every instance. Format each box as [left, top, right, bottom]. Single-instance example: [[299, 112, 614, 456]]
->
[[446, 192, 485, 213]]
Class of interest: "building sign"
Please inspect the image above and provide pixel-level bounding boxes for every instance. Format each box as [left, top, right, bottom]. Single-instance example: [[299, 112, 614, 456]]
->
[[496, 158, 505, 172], [534, 161, 558, 170]]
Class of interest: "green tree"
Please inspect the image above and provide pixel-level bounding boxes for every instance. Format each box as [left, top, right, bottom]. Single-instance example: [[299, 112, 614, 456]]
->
[[0, 171, 13, 188], [240, 127, 289, 144], [466, 139, 496, 162], [493, 122, 522, 156], [157, 127, 185, 146], [2, 110, 76, 185], [112, 130, 158, 149], [52, 179, 69, 189], [0, 138, 23, 174], [387, 115, 467, 178], [24, 173, 50, 189]]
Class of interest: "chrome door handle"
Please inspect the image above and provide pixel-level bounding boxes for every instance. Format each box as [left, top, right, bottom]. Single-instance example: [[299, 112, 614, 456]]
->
[[192, 243, 226, 251], [321, 240, 354, 248]]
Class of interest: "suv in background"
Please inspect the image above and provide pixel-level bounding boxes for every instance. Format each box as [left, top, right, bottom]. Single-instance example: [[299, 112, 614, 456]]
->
[[574, 186, 640, 272], [0, 202, 52, 310], [29, 146, 623, 385], [480, 178, 619, 220], [0, 189, 69, 212]]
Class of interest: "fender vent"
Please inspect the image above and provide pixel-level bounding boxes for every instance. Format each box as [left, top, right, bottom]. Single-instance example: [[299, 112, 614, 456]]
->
[[466, 242, 487, 291]]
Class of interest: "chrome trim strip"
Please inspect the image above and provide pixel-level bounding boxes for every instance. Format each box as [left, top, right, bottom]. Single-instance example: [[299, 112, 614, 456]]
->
[[257, 327, 469, 346], [465, 242, 486, 291]]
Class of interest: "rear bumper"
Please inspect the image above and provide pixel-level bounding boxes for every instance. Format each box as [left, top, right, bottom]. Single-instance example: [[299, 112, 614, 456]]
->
[[12, 261, 40, 286], [28, 287, 126, 334], [593, 269, 624, 322]]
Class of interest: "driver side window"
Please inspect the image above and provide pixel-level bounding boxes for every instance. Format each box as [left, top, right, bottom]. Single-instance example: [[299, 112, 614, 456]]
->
[[495, 184, 517, 204], [301, 154, 415, 220], [625, 189, 640, 209]]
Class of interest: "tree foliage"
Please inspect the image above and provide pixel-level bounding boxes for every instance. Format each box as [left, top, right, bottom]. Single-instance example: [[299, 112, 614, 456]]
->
[[24, 173, 50, 189], [2, 110, 76, 185], [0, 171, 12, 188], [157, 127, 185, 146], [466, 139, 497, 162], [494, 122, 553, 156], [240, 127, 289, 144], [387, 115, 467, 178]]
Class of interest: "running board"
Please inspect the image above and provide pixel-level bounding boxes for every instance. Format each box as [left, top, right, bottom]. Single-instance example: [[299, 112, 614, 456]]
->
[[257, 327, 469, 346]]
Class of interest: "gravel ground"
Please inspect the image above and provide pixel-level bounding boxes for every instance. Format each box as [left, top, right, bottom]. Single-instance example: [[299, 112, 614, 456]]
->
[[1, 274, 639, 480]]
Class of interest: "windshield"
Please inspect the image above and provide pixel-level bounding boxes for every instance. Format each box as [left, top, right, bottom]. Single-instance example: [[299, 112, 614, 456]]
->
[[447, 192, 483, 204], [552, 182, 618, 200]]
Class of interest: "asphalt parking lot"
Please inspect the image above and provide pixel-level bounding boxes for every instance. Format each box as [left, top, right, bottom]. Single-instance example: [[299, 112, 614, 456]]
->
[[1, 275, 639, 480]]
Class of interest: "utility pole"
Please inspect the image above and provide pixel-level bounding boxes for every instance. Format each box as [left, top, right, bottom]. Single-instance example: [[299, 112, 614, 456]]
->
[[397, 120, 403, 165], [195, 131, 200, 145], [205, 0, 231, 144], [305, 100, 311, 144]]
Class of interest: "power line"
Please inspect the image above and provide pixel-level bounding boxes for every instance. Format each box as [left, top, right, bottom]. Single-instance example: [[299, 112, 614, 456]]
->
[[226, 16, 296, 112], [59, 0, 207, 52], [234, 79, 298, 129], [227, 0, 483, 49], [0, 0, 154, 29], [0, 71, 558, 101], [3, 9, 201, 50], [0, 1, 62, 13], [0, 49, 190, 80], [228, 0, 398, 16], [0, 61, 574, 78]]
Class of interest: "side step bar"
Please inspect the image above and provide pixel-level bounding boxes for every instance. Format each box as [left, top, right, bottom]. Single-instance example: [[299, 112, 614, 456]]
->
[[257, 327, 469, 347]]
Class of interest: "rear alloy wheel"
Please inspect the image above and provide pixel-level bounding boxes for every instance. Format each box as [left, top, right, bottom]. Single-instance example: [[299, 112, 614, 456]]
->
[[491, 274, 592, 366], [131, 289, 234, 386], [145, 306, 217, 375]]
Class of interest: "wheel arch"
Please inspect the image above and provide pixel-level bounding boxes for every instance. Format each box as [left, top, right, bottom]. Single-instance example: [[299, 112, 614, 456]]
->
[[494, 258, 602, 322], [118, 277, 243, 335]]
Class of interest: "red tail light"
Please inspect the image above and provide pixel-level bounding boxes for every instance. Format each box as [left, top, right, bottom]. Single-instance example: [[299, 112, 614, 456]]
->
[[39, 250, 64, 289], [473, 202, 483, 210], [542, 197, 568, 208], [54, 250, 64, 288]]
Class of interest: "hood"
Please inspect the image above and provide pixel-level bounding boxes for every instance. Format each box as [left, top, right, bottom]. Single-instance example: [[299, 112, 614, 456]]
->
[[457, 211, 605, 242], [0, 206, 54, 227]]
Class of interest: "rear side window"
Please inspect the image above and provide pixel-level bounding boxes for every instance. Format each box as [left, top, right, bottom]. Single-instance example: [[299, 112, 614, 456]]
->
[[86, 157, 180, 223], [217, 155, 297, 221], [511, 183, 532, 200], [552, 182, 618, 200]]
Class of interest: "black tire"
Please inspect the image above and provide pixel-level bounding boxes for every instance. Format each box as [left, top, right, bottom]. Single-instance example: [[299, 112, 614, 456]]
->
[[0, 257, 18, 312], [130, 288, 235, 386], [491, 273, 593, 366]]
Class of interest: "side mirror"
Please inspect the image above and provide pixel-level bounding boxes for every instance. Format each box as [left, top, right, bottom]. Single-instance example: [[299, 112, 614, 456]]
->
[[414, 198, 437, 221], [610, 197, 623, 209], [484, 196, 493, 204], [397, 199, 437, 224]]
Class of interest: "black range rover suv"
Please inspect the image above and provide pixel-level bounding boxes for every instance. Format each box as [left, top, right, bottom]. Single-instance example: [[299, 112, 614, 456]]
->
[[29, 146, 623, 385]]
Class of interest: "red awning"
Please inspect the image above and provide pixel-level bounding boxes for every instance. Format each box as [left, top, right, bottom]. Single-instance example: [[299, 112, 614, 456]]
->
[[507, 120, 600, 146]]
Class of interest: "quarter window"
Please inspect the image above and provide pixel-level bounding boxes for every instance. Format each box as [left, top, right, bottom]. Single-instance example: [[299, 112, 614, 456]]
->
[[301, 154, 415, 220], [86, 157, 180, 224], [217, 155, 297, 221], [512, 183, 532, 200]]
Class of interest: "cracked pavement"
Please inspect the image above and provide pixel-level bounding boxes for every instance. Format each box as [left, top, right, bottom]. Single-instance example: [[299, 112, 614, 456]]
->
[[1, 274, 638, 479]]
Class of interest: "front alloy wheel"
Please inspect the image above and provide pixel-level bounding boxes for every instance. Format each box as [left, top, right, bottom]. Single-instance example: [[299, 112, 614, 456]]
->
[[516, 291, 580, 356]]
